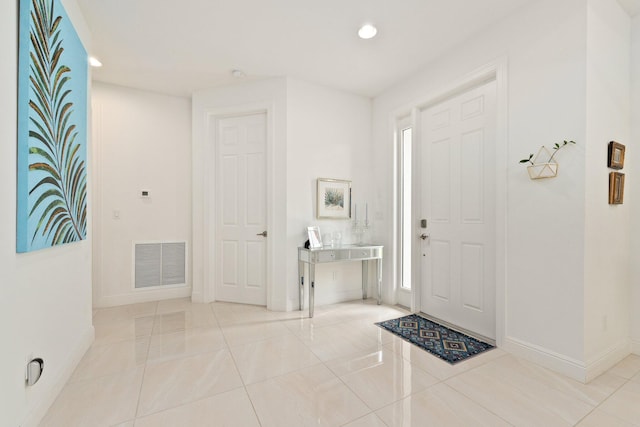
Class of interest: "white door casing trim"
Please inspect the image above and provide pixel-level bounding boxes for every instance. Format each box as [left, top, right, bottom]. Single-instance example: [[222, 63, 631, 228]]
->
[[391, 57, 508, 347], [194, 102, 276, 309]]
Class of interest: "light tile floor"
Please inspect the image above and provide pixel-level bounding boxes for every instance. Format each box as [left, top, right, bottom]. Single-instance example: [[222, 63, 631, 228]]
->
[[41, 298, 640, 426]]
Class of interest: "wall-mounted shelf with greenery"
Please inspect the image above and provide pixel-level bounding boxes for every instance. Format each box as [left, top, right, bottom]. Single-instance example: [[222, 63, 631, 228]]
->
[[519, 140, 576, 180]]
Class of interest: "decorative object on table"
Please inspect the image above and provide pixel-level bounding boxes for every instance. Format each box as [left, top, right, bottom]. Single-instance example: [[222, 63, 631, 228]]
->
[[519, 140, 576, 180], [352, 202, 370, 244], [609, 172, 625, 205], [608, 141, 625, 170], [332, 231, 343, 247], [317, 178, 351, 219], [17, 0, 88, 252], [307, 226, 322, 249], [376, 314, 494, 364]]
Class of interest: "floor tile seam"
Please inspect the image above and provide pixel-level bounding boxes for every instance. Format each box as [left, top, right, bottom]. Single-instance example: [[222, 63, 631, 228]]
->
[[539, 372, 629, 410], [134, 384, 248, 422], [208, 301, 225, 325], [226, 329, 308, 354], [436, 351, 510, 383], [445, 373, 595, 427], [337, 412, 382, 427], [451, 366, 589, 410], [148, 323, 224, 339], [132, 330, 155, 421], [336, 368, 436, 414], [93, 334, 153, 348], [242, 382, 268, 427], [65, 364, 145, 387], [78, 334, 152, 354], [570, 407, 603, 427], [238, 354, 326, 388], [434, 381, 517, 426], [329, 362, 378, 416], [144, 346, 236, 370], [225, 337, 273, 389], [221, 329, 297, 348], [576, 405, 640, 427], [328, 346, 443, 387], [92, 314, 156, 326], [584, 375, 634, 422], [481, 356, 624, 411], [69, 349, 150, 384]]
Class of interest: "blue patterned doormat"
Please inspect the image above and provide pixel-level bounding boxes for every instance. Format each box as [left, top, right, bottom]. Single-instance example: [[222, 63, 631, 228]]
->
[[376, 314, 494, 364]]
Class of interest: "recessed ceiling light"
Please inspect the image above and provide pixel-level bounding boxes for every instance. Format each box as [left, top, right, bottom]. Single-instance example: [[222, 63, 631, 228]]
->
[[89, 56, 102, 67], [358, 24, 377, 39]]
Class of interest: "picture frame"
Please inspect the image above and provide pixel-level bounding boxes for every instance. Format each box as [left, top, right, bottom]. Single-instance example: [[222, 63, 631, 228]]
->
[[608, 172, 625, 205], [307, 226, 323, 249], [608, 141, 625, 170], [317, 178, 351, 219]]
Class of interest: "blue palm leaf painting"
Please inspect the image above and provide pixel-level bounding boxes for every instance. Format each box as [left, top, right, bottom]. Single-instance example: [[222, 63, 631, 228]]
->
[[17, 0, 88, 253]]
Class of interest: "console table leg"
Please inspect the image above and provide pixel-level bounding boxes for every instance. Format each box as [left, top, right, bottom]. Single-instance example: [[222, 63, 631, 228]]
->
[[377, 258, 382, 305], [362, 260, 368, 300], [298, 261, 305, 311], [309, 264, 316, 318]]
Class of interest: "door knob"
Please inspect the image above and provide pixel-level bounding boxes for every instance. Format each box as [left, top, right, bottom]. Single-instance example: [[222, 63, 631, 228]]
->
[[257, 231, 268, 237], [419, 233, 429, 240]]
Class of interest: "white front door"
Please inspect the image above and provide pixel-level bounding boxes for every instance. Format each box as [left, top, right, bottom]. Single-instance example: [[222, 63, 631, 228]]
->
[[420, 81, 497, 339], [216, 112, 267, 305]]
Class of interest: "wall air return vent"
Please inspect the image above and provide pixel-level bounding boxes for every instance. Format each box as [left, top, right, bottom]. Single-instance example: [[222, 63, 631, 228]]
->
[[134, 242, 186, 288]]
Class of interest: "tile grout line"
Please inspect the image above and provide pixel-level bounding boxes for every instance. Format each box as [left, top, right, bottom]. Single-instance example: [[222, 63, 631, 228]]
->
[[130, 301, 159, 423], [571, 374, 633, 426]]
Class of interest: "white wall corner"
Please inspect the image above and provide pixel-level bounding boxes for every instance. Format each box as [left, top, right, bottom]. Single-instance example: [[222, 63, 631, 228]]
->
[[584, 339, 632, 382], [22, 325, 94, 427], [502, 336, 587, 382], [632, 338, 640, 355]]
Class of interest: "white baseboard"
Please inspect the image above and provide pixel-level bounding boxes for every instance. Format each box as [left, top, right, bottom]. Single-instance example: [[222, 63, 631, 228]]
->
[[22, 325, 94, 427], [584, 340, 632, 382], [502, 336, 587, 382], [503, 336, 633, 383], [94, 286, 192, 308]]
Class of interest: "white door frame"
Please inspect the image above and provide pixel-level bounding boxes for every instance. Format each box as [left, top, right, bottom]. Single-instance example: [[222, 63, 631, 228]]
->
[[199, 103, 276, 309], [393, 58, 508, 346]]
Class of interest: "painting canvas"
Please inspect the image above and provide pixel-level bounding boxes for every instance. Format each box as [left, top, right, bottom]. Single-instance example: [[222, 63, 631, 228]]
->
[[17, 0, 88, 252], [316, 178, 351, 219]]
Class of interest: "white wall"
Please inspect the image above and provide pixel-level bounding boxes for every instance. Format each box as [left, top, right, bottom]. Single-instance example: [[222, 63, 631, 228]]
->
[[0, 1, 94, 425], [631, 14, 640, 354], [192, 78, 289, 309], [192, 78, 372, 311], [92, 83, 192, 307], [373, 0, 591, 378], [584, 0, 632, 376], [286, 79, 373, 308]]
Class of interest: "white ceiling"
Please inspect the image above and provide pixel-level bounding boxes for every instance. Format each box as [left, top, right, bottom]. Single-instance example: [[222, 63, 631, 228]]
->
[[77, 0, 638, 98]]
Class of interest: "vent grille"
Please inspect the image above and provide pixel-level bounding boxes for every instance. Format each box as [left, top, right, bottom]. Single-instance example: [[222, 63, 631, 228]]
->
[[135, 242, 186, 288]]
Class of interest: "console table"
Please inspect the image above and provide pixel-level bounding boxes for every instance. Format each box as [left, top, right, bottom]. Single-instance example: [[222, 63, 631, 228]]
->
[[298, 244, 383, 317]]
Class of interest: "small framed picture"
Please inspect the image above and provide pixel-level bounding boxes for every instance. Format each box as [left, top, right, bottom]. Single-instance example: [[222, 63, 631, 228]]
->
[[317, 178, 351, 219], [307, 226, 323, 249], [608, 141, 625, 169], [608, 172, 625, 205]]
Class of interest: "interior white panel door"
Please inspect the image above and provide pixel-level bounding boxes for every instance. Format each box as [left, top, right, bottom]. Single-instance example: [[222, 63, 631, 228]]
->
[[420, 81, 496, 339], [216, 112, 267, 305]]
